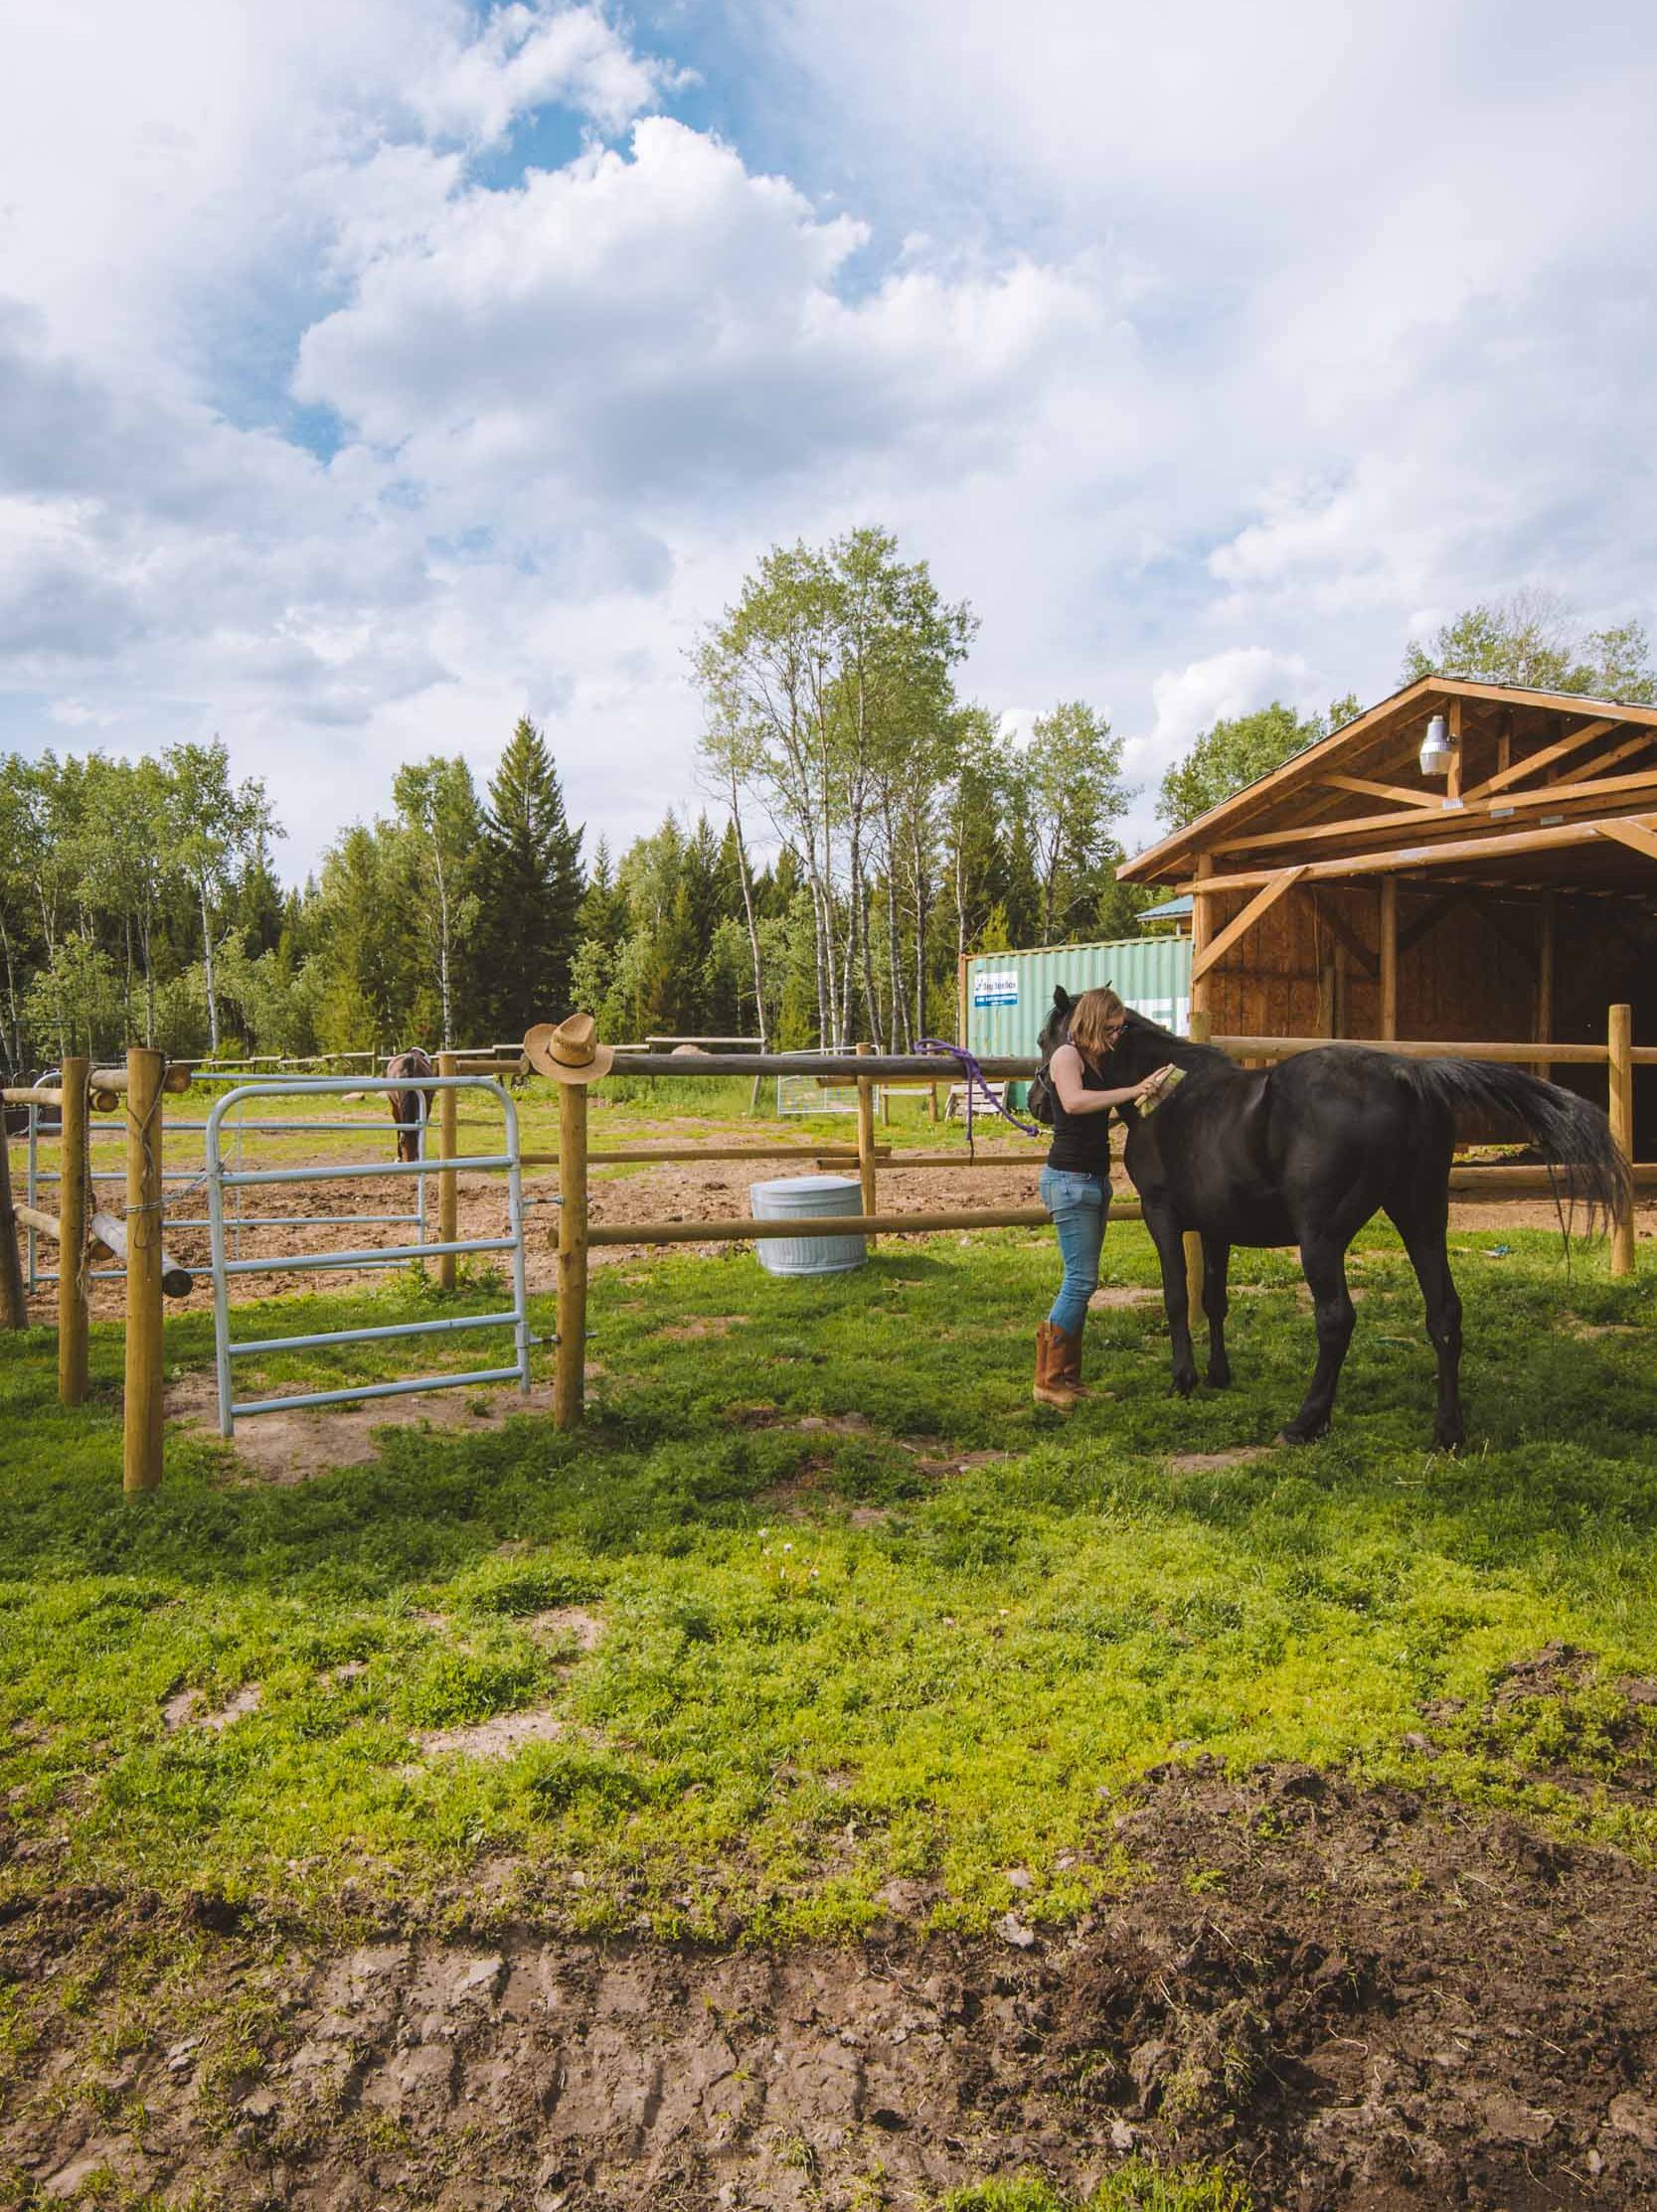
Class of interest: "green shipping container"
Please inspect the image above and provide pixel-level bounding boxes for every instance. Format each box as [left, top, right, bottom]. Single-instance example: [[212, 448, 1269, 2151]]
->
[[964, 936, 1193, 1065]]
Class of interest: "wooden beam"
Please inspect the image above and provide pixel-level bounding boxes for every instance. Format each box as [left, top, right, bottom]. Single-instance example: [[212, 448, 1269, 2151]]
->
[[1118, 679, 1657, 886], [1595, 815, 1657, 867], [1445, 698, 1464, 805], [1190, 866, 1307, 984], [1379, 877, 1398, 1039], [1189, 855, 1215, 1015], [1463, 717, 1615, 802], [1318, 774, 1439, 810], [1567, 724, 1657, 782], [1398, 889, 1465, 957], [1187, 811, 1623, 894], [1308, 888, 1380, 978], [1214, 762, 1657, 859], [1534, 891, 1556, 1082]]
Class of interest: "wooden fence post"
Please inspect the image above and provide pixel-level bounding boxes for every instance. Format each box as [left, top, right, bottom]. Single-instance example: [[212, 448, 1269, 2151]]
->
[[0, 1103, 24, 1332], [1379, 878, 1398, 1041], [1182, 1010, 1212, 1325], [59, 1057, 89, 1405], [856, 1042, 878, 1251], [123, 1047, 165, 1494], [437, 1049, 458, 1291], [554, 1077, 588, 1430], [1608, 1003, 1635, 1280]]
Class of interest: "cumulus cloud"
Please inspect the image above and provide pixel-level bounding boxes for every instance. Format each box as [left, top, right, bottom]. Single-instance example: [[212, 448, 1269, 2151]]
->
[[2, 0, 1655, 875], [408, 2, 684, 143], [294, 119, 1097, 514]]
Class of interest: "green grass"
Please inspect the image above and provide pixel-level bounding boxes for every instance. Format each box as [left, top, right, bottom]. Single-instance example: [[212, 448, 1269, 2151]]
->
[[942, 2166, 1253, 2211], [3, 1213, 1656, 1950]]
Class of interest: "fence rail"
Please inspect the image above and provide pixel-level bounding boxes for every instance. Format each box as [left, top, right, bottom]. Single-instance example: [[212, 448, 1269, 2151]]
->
[[538, 1004, 1653, 1430]]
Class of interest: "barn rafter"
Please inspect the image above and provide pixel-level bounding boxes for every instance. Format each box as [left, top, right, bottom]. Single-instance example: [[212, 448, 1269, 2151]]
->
[[1116, 679, 1657, 1140]]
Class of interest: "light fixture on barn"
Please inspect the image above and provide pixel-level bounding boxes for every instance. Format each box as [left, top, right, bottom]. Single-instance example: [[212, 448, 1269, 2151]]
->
[[1418, 712, 1456, 776]]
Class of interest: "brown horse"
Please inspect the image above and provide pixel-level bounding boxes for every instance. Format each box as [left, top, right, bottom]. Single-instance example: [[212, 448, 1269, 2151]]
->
[[386, 1048, 435, 1164]]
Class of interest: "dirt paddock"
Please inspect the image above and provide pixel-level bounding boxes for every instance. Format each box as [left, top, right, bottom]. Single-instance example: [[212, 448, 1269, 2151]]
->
[[6, 1753, 1657, 2209], [25, 1118, 1654, 1326]]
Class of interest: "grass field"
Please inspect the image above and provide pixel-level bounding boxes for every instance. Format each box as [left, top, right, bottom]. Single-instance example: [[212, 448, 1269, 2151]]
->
[[4, 1211, 1655, 1941]]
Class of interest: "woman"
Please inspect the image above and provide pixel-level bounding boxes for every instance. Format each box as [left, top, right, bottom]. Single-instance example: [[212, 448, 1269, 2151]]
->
[[1036, 987, 1172, 1410]]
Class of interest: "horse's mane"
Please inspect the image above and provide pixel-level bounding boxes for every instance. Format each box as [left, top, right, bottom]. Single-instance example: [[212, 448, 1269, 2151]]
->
[[1119, 1007, 1230, 1071]]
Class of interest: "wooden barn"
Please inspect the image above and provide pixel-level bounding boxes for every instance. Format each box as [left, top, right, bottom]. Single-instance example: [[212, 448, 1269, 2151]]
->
[[1116, 677, 1657, 1146]]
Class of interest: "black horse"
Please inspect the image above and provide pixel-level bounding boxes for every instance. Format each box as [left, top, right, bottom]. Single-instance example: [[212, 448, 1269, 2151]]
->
[[1040, 989, 1630, 1448]]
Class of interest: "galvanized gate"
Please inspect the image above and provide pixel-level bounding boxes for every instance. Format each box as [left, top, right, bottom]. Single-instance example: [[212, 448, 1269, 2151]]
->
[[204, 1075, 532, 1438]]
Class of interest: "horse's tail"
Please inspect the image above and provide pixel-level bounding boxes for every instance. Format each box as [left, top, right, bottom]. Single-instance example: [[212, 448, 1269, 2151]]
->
[[1402, 1056, 1632, 1236]]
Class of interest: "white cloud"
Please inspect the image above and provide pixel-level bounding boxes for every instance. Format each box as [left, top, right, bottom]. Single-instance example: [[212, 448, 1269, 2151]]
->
[[1120, 646, 1315, 821], [409, 2, 682, 143], [2, 0, 1656, 881]]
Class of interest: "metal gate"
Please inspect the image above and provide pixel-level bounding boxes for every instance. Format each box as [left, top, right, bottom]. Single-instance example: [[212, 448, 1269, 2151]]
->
[[204, 1075, 532, 1438]]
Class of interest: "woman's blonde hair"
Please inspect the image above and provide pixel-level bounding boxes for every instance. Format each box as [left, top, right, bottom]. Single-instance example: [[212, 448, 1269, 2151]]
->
[[1068, 986, 1127, 1059]]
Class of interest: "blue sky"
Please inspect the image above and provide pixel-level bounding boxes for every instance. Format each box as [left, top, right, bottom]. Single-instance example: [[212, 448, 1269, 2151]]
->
[[3, 0, 1655, 875]]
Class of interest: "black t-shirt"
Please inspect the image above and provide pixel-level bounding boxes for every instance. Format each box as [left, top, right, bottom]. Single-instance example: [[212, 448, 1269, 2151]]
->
[[1046, 1048, 1113, 1174]]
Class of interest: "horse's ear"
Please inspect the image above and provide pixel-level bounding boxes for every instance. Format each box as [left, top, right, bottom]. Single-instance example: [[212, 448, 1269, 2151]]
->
[[1053, 986, 1072, 1013]]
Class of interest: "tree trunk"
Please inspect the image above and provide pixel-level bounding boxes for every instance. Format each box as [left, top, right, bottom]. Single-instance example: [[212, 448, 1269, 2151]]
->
[[140, 899, 157, 1046], [0, 911, 20, 1071], [911, 821, 929, 1044], [434, 848, 453, 1049], [727, 778, 768, 1050], [882, 801, 906, 1050], [199, 872, 221, 1054]]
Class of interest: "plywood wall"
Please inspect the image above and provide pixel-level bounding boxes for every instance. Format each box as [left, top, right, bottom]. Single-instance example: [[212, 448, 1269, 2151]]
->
[[1204, 880, 1657, 1147]]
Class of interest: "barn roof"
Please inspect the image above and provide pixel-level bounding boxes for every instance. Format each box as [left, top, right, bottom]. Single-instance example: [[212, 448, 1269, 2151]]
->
[[1119, 676, 1657, 894]]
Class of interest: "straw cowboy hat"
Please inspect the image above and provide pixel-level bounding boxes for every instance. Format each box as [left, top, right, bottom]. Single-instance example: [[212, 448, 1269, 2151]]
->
[[524, 1012, 614, 1084]]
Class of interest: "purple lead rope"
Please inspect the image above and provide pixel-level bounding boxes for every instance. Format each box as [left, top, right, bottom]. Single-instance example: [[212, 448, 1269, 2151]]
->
[[917, 1039, 1046, 1158]]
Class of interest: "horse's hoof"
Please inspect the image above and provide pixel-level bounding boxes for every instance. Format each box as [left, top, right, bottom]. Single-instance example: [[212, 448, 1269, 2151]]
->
[[1274, 1424, 1326, 1447], [1432, 1431, 1465, 1454], [1171, 1375, 1198, 1400], [1206, 1366, 1233, 1390]]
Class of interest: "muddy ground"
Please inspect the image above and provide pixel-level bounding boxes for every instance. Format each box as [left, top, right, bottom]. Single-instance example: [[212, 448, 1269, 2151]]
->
[[27, 1117, 1656, 1326], [5, 1746, 1656, 2209]]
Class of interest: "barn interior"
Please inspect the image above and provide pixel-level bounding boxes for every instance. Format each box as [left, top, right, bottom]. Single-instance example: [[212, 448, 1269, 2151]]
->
[[1118, 678, 1657, 1151]]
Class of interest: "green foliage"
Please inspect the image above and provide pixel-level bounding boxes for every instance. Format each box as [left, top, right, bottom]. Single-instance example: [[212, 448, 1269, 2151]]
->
[[1021, 701, 1136, 944], [1156, 701, 1344, 831], [1402, 588, 1657, 703], [475, 717, 583, 1038]]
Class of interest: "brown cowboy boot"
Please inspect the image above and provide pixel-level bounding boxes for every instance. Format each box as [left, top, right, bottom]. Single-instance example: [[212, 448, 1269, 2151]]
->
[[1034, 1322, 1082, 1409], [1050, 1324, 1092, 1399]]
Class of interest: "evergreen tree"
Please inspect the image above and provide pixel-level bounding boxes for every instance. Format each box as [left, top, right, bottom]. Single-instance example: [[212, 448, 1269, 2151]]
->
[[474, 718, 584, 1037]]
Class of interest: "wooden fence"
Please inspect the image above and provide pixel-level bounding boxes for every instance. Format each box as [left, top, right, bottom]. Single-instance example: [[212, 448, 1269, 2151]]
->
[[538, 1005, 1653, 1430], [4, 1013, 1650, 1466], [1, 1051, 194, 1494]]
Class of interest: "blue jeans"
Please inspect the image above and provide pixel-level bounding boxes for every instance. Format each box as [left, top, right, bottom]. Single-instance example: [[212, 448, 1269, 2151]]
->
[[1040, 1167, 1109, 1337]]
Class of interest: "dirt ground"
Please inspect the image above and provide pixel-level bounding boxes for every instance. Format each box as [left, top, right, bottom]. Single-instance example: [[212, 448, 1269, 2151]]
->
[[7, 1733, 1657, 2209], [25, 1118, 1654, 1327]]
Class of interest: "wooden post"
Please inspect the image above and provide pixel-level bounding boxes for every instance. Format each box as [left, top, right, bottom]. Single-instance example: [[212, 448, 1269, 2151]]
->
[[59, 1056, 89, 1405], [856, 1042, 879, 1251], [1534, 893, 1556, 1082], [1608, 1004, 1635, 1280], [1188, 856, 1215, 1020], [123, 1047, 164, 1495], [554, 1077, 588, 1430], [1182, 1010, 1211, 1326], [437, 1049, 458, 1291], [1446, 698, 1464, 805], [1379, 877, 1399, 1041], [0, 1103, 24, 1332]]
